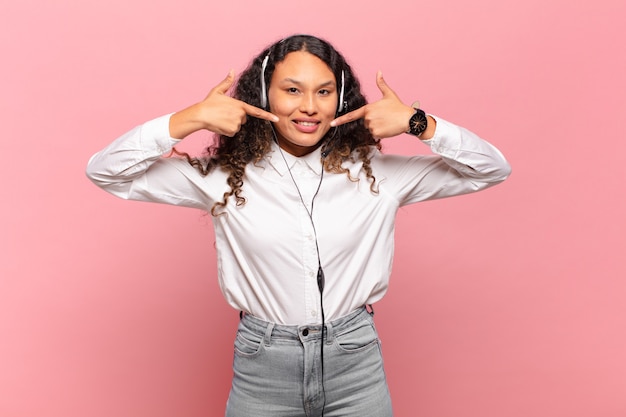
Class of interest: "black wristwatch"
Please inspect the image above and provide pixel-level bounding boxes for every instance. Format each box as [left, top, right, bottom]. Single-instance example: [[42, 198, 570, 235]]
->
[[407, 108, 428, 137]]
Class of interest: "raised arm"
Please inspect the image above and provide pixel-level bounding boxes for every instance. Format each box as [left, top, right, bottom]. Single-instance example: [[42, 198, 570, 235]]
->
[[331, 71, 511, 203], [86, 71, 279, 209]]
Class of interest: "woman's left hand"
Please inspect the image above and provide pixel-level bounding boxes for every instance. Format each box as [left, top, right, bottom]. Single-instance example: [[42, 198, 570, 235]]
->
[[330, 71, 416, 139]]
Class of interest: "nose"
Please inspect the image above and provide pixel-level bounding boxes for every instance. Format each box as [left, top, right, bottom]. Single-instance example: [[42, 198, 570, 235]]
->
[[299, 92, 317, 115]]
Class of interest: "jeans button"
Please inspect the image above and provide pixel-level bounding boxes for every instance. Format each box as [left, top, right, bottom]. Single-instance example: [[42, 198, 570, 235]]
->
[[302, 328, 309, 336]]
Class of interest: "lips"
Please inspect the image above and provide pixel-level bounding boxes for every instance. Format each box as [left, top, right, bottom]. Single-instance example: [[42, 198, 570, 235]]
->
[[292, 119, 320, 133]]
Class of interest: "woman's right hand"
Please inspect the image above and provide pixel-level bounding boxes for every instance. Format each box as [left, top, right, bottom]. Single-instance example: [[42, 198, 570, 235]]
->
[[169, 70, 278, 140]]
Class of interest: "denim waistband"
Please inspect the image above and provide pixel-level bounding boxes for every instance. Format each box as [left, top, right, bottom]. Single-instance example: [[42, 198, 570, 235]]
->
[[240, 306, 372, 346]]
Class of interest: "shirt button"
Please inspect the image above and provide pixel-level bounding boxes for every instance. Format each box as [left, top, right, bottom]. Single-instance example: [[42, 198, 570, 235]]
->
[[309, 271, 314, 277], [311, 310, 317, 317]]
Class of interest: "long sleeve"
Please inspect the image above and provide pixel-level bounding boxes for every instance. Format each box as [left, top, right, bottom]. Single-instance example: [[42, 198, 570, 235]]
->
[[374, 115, 511, 206], [86, 114, 215, 210]]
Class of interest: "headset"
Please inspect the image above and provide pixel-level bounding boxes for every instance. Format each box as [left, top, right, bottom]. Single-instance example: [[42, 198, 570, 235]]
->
[[260, 52, 346, 114], [260, 46, 346, 416]]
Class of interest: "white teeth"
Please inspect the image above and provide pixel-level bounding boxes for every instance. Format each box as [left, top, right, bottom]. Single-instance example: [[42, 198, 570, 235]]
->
[[297, 121, 317, 126]]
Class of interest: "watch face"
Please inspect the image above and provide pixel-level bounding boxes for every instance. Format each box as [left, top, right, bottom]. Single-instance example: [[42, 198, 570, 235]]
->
[[409, 109, 428, 136]]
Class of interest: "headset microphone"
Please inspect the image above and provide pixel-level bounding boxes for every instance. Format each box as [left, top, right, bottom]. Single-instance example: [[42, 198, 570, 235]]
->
[[317, 267, 325, 292]]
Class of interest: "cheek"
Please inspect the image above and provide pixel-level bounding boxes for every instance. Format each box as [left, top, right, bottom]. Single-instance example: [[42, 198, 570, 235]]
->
[[268, 91, 294, 115], [272, 102, 293, 118], [271, 103, 299, 126], [321, 98, 339, 118]]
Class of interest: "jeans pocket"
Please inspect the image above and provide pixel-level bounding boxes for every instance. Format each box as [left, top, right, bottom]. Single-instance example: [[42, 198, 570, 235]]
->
[[334, 318, 379, 353], [234, 327, 264, 357]]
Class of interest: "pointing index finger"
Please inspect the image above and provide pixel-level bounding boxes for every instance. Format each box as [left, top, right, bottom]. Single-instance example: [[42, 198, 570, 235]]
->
[[330, 106, 367, 127], [242, 102, 279, 122]]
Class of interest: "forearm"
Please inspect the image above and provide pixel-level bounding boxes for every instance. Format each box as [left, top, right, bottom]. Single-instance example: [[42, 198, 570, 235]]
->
[[86, 114, 211, 209], [169, 102, 209, 139], [423, 115, 511, 183], [87, 115, 175, 185]]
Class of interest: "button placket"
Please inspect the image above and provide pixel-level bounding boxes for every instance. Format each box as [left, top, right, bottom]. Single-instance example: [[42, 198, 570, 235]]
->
[[294, 165, 322, 325]]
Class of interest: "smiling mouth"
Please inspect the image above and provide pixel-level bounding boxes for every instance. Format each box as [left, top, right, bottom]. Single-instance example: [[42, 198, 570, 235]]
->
[[294, 121, 319, 126]]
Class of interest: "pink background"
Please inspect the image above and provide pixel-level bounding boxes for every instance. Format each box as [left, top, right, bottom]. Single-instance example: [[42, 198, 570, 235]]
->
[[1, 0, 625, 416]]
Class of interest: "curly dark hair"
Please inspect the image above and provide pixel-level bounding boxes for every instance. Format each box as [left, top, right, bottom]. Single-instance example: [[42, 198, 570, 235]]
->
[[185, 34, 381, 216]]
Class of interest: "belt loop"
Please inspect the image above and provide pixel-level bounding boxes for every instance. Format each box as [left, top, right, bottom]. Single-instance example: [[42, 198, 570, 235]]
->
[[325, 321, 334, 345], [263, 322, 275, 347]]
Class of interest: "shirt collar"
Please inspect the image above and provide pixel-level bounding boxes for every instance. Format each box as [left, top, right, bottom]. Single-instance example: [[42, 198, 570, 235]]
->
[[266, 141, 324, 176]]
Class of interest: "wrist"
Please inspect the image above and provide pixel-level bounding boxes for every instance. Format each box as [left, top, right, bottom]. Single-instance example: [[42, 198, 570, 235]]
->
[[419, 115, 437, 140]]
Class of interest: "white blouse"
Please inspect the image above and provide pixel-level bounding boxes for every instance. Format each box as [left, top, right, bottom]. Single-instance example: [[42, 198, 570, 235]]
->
[[86, 114, 510, 325]]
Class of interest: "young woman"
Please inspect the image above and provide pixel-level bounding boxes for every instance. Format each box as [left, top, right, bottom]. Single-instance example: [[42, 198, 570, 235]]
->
[[87, 34, 510, 417]]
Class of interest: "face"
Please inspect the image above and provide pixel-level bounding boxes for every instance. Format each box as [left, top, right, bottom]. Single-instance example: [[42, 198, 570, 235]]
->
[[267, 51, 338, 156]]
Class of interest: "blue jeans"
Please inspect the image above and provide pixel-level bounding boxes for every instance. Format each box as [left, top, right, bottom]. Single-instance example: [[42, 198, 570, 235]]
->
[[225, 307, 393, 417]]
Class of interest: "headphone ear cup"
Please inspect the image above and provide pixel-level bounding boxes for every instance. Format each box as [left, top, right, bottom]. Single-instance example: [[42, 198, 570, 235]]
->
[[260, 54, 270, 109], [337, 70, 345, 113]]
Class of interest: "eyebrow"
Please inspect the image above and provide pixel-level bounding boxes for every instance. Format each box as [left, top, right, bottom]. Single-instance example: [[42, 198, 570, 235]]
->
[[282, 78, 336, 88]]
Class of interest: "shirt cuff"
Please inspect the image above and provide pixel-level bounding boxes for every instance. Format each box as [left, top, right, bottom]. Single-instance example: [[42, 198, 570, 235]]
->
[[140, 113, 179, 154], [420, 114, 444, 145]]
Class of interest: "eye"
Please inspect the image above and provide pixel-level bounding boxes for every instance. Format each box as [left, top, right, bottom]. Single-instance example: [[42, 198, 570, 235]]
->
[[318, 89, 331, 96], [287, 87, 299, 94]]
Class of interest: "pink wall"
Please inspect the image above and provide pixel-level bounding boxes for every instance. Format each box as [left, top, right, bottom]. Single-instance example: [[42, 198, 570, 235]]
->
[[1, 0, 625, 416]]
